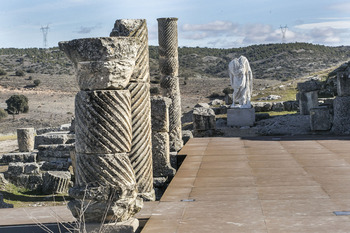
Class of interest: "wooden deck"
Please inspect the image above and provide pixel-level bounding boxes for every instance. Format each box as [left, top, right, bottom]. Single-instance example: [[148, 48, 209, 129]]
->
[[141, 136, 350, 232]]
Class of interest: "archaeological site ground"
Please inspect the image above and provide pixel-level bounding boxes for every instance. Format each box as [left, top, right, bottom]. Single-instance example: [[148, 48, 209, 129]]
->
[[1, 18, 350, 233]]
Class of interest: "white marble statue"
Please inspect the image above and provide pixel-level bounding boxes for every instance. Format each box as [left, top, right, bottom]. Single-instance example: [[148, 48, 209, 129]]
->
[[228, 56, 253, 108]]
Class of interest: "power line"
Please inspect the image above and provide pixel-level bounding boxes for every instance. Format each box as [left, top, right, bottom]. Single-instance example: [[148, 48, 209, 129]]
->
[[40, 25, 50, 48], [280, 25, 288, 43]]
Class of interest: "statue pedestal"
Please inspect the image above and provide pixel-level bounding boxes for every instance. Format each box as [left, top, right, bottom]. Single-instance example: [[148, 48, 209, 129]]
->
[[227, 108, 255, 127]]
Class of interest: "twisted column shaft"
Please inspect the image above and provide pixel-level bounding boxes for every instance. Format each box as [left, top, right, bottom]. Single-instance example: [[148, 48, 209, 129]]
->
[[158, 18, 183, 152]]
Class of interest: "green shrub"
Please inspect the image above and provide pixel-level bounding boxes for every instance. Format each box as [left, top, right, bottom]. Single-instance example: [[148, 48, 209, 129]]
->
[[0, 68, 6, 75], [28, 76, 33, 80], [33, 79, 41, 87], [15, 70, 25, 76], [6, 95, 29, 114], [0, 108, 8, 120], [223, 87, 233, 95]]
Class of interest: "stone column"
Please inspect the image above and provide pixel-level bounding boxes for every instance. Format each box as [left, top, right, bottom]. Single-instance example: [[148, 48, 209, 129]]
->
[[151, 96, 176, 178], [17, 128, 35, 152], [59, 37, 142, 225], [110, 19, 155, 201], [157, 17, 183, 152]]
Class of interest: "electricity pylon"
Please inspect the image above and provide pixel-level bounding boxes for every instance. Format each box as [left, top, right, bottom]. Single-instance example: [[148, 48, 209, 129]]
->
[[40, 25, 49, 48]]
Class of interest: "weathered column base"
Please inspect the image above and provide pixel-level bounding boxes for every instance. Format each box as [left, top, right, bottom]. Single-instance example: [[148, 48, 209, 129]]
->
[[75, 218, 139, 233], [68, 195, 142, 224]]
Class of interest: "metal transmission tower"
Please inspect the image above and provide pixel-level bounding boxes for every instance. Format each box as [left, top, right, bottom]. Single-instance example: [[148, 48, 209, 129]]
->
[[280, 25, 288, 43], [40, 25, 49, 48]]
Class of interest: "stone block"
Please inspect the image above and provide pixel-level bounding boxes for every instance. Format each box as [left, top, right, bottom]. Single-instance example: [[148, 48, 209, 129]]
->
[[212, 106, 228, 115], [75, 90, 132, 154], [59, 37, 139, 90], [252, 102, 272, 112], [34, 132, 72, 148], [227, 108, 255, 127], [182, 130, 193, 145], [24, 162, 41, 174], [283, 100, 299, 111], [37, 144, 74, 161], [193, 107, 216, 131], [7, 162, 24, 176], [332, 96, 350, 135], [337, 72, 350, 96], [40, 161, 71, 171], [297, 80, 322, 92], [299, 91, 318, 115], [152, 132, 176, 177], [151, 96, 172, 132], [310, 106, 332, 131], [0, 152, 37, 164], [17, 128, 35, 152], [42, 171, 71, 194], [9, 174, 43, 191], [271, 102, 284, 112]]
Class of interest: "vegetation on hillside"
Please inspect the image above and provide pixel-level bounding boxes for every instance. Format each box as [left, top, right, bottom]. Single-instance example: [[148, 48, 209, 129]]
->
[[1, 43, 350, 85]]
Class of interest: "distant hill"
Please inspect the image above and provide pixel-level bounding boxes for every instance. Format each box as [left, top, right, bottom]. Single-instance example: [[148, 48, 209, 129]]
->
[[1, 43, 350, 84], [150, 43, 350, 81]]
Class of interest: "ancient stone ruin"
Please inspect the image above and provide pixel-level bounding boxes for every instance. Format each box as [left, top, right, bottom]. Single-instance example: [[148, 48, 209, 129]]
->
[[157, 17, 183, 152], [332, 67, 350, 134], [110, 19, 155, 202], [2, 126, 74, 195], [59, 37, 143, 226], [297, 80, 321, 115]]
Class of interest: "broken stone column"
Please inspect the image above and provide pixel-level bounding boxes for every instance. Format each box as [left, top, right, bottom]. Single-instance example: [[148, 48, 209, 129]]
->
[[59, 37, 142, 225], [158, 17, 183, 152], [151, 96, 176, 178], [42, 171, 71, 194], [297, 80, 321, 115], [17, 128, 35, 152], [110, 19, 155, 201], [193, 107, 216, 137]]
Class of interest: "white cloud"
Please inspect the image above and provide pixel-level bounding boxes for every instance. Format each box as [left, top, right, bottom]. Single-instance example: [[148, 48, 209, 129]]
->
[[180, 21, 283, 47], [295, 21, 350, 29], [182, 20, 238, 32], [179, 19, 350, 47]]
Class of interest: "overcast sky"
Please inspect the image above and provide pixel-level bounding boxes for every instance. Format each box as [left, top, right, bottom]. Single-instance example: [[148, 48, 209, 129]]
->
[[2, 0, 350, 48]]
